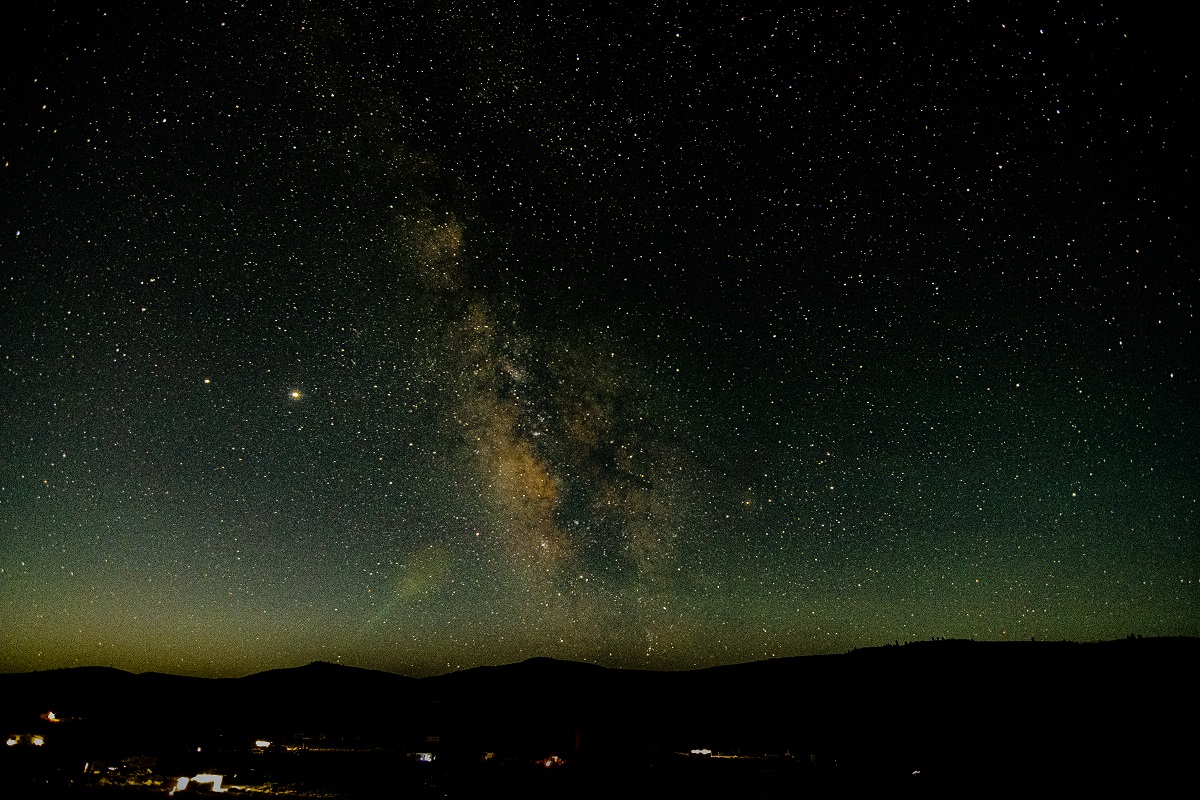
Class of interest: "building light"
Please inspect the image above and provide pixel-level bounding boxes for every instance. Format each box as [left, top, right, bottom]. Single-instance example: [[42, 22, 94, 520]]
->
[[169, 774, 227, 795]]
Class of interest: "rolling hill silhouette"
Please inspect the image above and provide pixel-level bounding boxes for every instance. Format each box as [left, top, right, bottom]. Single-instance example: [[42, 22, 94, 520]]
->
[[1, 637, 1195, 794]]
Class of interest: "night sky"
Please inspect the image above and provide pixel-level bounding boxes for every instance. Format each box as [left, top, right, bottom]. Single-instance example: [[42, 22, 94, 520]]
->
[[1, 2, 1194, 679]]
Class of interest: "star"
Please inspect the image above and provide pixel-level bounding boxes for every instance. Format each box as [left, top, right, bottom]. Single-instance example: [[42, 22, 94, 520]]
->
[[0, 1, 1191, 680]]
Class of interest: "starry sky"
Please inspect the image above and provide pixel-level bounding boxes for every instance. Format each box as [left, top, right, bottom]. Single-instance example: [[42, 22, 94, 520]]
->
[[1, 1, 1195, 678]]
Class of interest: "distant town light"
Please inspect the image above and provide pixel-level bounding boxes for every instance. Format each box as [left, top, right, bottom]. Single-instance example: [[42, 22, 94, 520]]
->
[[192, 774, 226, 792], [7, 733, 48, 747], [170, 774, 227, 795]]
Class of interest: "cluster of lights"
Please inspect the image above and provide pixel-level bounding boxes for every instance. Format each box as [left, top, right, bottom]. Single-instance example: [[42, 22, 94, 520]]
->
[[5, 734, 45, 747]]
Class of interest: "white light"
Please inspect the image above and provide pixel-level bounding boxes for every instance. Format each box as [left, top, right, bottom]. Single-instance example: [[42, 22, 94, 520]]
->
[[169, 774, 225, 796]]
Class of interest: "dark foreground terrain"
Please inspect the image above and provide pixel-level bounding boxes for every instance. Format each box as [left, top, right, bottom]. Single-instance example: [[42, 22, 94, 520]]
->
[[2, 637, 1196, 796]]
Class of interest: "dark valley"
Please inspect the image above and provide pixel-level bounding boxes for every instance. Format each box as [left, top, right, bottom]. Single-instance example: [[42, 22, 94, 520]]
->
[[2, 637, 1195, 797]]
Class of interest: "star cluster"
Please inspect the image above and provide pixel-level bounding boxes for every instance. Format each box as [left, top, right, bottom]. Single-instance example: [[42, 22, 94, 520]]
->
[[0, 2, 1195, 677]]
